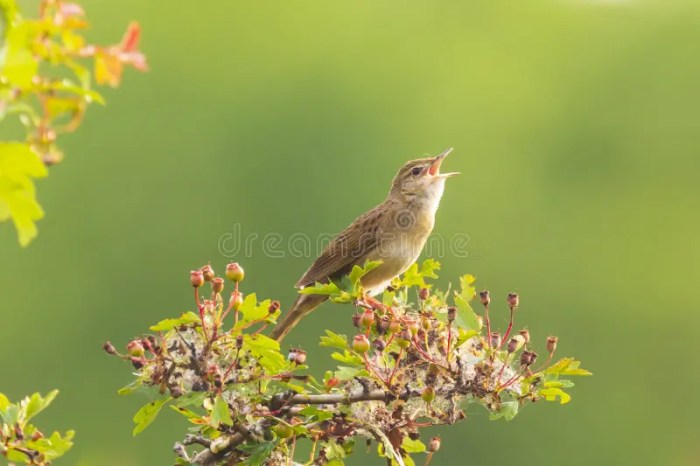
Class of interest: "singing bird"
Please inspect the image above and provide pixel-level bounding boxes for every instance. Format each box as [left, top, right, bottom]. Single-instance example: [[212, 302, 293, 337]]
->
[[271, 148, 458, 342]]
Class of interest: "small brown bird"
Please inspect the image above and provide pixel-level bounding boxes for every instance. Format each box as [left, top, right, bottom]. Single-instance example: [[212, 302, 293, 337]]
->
[[271, 148, 458, 341]]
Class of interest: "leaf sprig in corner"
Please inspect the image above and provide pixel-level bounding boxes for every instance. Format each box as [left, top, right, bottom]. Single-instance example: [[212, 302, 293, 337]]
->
[[0, 0, 147, 246]]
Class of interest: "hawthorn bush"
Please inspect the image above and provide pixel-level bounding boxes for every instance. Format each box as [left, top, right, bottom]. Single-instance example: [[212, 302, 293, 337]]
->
[[105, 260, 590, 466]]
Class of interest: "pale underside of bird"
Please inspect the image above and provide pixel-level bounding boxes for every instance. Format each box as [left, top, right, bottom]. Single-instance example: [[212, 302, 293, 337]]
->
[[271, 148, 458, 342]]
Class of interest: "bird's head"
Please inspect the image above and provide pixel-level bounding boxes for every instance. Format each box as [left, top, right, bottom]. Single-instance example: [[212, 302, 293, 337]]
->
[[389, 148, 459, 204]]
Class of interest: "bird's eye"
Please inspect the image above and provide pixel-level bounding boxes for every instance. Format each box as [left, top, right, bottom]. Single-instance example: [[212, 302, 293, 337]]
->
[[411, 167, 422, 176]]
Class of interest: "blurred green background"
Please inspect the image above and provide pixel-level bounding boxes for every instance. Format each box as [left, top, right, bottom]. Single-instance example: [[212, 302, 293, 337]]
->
[[2, 0, 700, 464]]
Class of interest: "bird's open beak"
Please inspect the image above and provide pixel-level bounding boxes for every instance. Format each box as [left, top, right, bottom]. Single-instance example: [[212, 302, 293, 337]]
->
[[428, 147, 459, 178]]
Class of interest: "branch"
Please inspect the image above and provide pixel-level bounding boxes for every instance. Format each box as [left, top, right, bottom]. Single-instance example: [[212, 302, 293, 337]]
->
[[288, 389, 407, 406]]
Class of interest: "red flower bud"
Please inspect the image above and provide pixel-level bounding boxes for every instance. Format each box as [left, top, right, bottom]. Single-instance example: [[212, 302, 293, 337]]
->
[[489, 332, 501, 348], [389, 318, 401, 334], [212, 277, 225, 294], [326, 377, 339, 389], [421, 386, 436, 403], [190, 270, 204, 288], [127, 340, 145, 357], [200, 264, 215, 282], [229, 291, 243, 311], [397, 329, 412, 348], [360, 309, 375, 328], [547, 336, 558, 354], [507, 293, 519, 310], [419, 288, 429, 300], [428, 436, 441, 452], [507, 335, 525, 353], [225, 263, 245, 282], [518, 329, 530, 344], [447, 306, 457, 322], [479, 290, 491, 307], [520, 350, 538, 367], [373, 338, 386, 352], [421, 313, 432, 330], [268, 300, 281, 314], [102, 341, 117, 355], [353, 334, 370, 353]]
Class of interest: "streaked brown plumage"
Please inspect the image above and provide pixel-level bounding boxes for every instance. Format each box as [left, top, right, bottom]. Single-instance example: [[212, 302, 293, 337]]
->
[[271, 148, 458, 342]]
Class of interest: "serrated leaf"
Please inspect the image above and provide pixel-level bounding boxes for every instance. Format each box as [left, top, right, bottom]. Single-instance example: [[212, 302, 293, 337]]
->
[[210, 395, 233, 428], [0, 142, 48, 246], [331, 350, 363, 366], [299, 281, 341, 296], [401, 259, 441, 288], [149, 311, 199, 331], [298, 406, 334, 422], [23, 390, 58, 422], [239, 440, 280, 465], [117, 379, 144, 395], [538, 387, 572, 404], [335, 366, 369, 381], [132, 398, 171, 436], [26, 430, 74, 460], [348, 260, 383, 287], [401, 437, 426, 453], [453, 294, 481, 331], [489, 400, 518, 421], [169, 405, 206, 424], [545, 358, 592, 377], [320, 330, 349, 350], [243, 334, 286, 373]]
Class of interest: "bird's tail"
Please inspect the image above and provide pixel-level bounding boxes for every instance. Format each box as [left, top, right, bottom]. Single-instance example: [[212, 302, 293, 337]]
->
[[271, 293, 328, 342]]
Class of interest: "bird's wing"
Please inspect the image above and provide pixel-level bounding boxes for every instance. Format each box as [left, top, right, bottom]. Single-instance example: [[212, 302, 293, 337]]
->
[[295, 204, 385, 288]]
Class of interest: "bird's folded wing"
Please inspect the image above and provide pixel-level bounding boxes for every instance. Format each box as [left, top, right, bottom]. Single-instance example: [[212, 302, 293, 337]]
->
[[295, 205, 384, 288]]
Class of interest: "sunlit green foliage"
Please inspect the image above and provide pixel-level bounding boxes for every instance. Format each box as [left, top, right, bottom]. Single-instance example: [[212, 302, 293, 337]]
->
[[107, 260, 590, 465], [0, 390, 74, 464], [0, 0, 146, 245]]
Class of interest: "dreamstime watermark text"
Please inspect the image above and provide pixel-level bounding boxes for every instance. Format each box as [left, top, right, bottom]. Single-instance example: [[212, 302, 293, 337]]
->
[[217, 223, 481, 260]]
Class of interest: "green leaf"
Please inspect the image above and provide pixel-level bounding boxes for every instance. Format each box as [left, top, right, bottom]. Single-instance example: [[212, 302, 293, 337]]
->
[[335, 366, 369, 381], [538, 387, 572, 404], [117, 379, 144, 395], [298, 406, 334, 422], [489, 400, 518, 421], [545, 358, 592, 377], [400, 259, 441, 289], [132, 397, 171, 436], [243, 334, 286, 373], [239, 440, 280, 465], [348, 260, 383, 287], [1, 22, 39, 89], [331, 350, 363, 366], [210, 395, 233, 428], [170, 405, 206, 424], [401, 437, 426, 453], [23, 390, 58, 423], [300, 281, 340, 296], [0, 142, 48, 246], [26, 430, 74, 461], [149, 311, 199, 331], [233, 294, 276, 330], [319, 330, 349, 350], [455, 328, 479, 348], [453, 294, 481, 332]]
